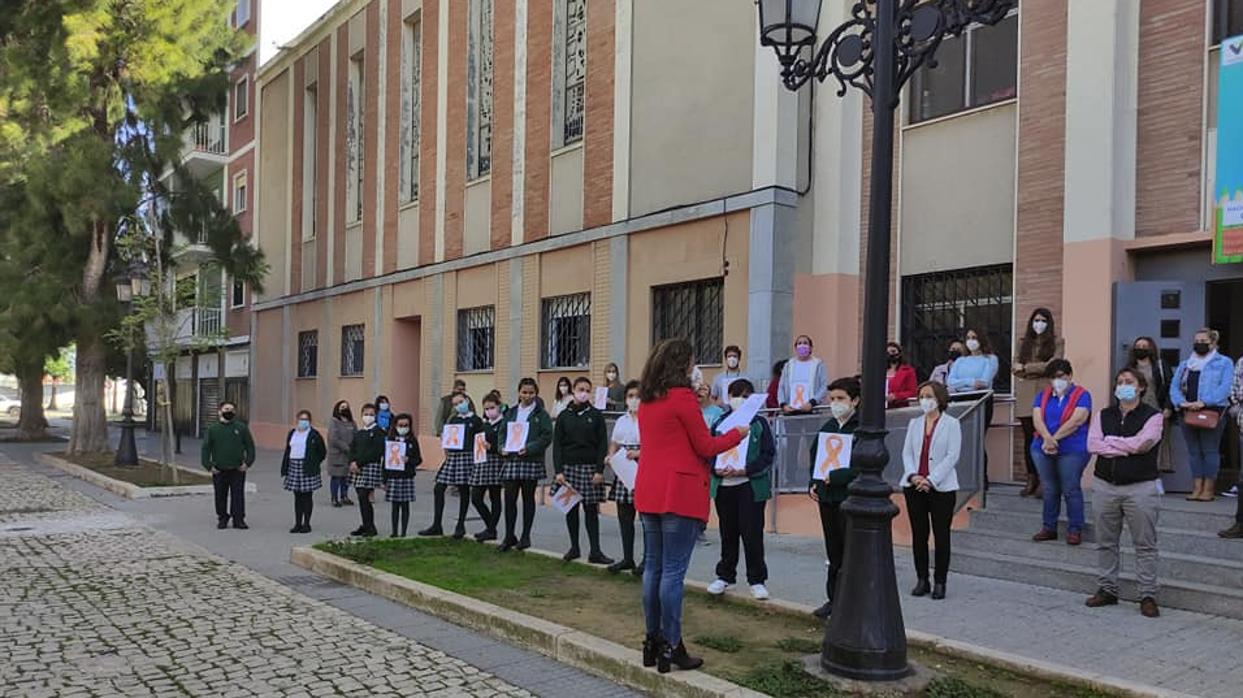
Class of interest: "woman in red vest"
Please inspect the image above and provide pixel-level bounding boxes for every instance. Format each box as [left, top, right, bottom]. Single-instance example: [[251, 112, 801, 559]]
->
[[635, 339, 747, 674]]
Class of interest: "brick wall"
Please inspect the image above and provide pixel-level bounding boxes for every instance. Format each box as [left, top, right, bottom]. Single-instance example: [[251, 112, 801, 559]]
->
[[582, 0, 615, 228], [491, 0, 516, 249], [362, 1, 381, 276], [590, 241, 611, 372], [444, 0, 467, 260], [333, 23, 349, 285], [316, 38, 332, 288], [524, 0, 553, 242], [382, 0, 403, 275]]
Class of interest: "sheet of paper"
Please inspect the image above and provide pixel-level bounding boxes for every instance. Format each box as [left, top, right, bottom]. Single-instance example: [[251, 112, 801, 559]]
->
[[715, 393, 767, 433], [813, 433, 853, 481], [791, 382, 812, 410], [384, 440, 407, 471], [441, 424, 465, 451], [549, 484, 582, 514], [714, 438, 750, 475], [593, 386, 610, 410], [504, 422, 529, 454], [609, 449, 638, 490], [473, 432, 489, 464]]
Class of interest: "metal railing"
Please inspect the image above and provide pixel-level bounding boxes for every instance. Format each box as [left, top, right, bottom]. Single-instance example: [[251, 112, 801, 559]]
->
[[195, 307, 222, 337], [189, 119, 227, 156]]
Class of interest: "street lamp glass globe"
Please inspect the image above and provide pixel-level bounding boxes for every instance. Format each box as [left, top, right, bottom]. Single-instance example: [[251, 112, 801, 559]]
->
[[757, 0, 821, 61], [116, 281, 133, 303]]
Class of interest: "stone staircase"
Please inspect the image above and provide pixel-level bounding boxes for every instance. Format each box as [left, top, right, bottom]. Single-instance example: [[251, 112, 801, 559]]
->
[[951, 485, 1243, 618]]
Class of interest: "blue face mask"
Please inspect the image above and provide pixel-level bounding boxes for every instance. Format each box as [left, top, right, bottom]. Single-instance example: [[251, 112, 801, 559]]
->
[[297, 419, 310, 431], [455, 402, 470, 415], [1115, 384, 1139, 402]]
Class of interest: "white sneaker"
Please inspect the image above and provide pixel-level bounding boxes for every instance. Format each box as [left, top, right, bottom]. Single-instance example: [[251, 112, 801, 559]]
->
[[750, 584, 770, 601], [706, 579, 731, 595], [1224, 485, 1239, 498]]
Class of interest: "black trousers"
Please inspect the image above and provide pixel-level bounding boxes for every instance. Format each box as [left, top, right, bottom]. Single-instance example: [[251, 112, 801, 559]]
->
[[818, 500, 846, 601], [213, 470, 246, 521], [904, 488, 956, 584], [1019, 417, 1038, 477], [713, 482, 767, 586]]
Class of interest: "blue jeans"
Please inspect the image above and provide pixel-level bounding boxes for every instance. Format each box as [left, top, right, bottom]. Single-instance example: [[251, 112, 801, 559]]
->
[[330, 476, 350, 501], [1181, 418, 1226, 480], [641, 513, 703, 647], [1030, 447, 1090, 533]]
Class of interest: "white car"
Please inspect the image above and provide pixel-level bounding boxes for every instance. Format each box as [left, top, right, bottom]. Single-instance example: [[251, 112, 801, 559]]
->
[[0, 395, 20, 418]]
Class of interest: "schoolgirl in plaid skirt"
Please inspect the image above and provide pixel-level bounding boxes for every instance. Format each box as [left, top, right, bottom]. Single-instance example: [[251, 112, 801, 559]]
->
[[497, 379, 555, 553], [553, 379, 614, 565], [419, 395, 483, 539], [467, 395, 506, 541], [348, 404, 388, 537], [281, 411, 327, 534], [383, 414, 422, 537], [606, 383, 644, 575]]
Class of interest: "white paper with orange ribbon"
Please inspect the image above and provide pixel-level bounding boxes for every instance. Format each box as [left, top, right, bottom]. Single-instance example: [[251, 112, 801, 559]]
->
[[549, 484, 583, 514], [791, 382, 813, 410], [714, 438, 750, 474], [504, 422, 529, 454], [384, 440, 407, 471], [473, 432, 489, 464], [609, 449, 638, 490], [441, 424, 465, 451], [593, 386, 610, 410], [813, 433, 852, 481]]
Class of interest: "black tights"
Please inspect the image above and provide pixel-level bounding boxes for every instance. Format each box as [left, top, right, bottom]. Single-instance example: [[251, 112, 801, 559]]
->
[[471, 485, 502, 532], [390, 502, 411, 536], [356, 487, 376, 532], [616, 502, 638, 563], [503, 480, 538, 542], [566, 503, 603, 555], [429, 484, 471, 530], [292, 492, 314, 528]]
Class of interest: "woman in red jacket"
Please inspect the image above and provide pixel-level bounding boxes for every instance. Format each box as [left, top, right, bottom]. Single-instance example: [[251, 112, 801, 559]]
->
[[636, 339, 748, 674], [886, 342, 918, 408]]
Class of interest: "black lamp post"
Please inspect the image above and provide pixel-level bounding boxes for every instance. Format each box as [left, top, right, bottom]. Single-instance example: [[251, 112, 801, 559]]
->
[[114, 262, 150, 467], [756, 0, 1015, 682]]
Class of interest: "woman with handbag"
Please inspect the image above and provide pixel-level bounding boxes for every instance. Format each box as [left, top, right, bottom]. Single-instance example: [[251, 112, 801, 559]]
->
[[1170, 328, 1234, 502]]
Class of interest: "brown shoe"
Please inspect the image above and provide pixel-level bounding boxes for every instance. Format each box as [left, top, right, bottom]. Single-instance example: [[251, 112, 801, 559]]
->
[[1140, 597, 1160, 618], [1219, 523, 1243, 539], [1085, 589, 1118, 608], [1021, 477, 1040, 498], [1032, 528, 1058, 542], [1066, 531, 1082, 546]]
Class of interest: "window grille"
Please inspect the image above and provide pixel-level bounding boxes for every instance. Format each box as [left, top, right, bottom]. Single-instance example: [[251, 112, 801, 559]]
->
[[456, 306, 496, 371], [467, 0, 493, 180], [652, 279, 724, 364], [541, 293, 591, 369], [297, 331, 318, 378], [341, 324, 365, 376], [401, 17, 422, 202], [563, 0, 587, 144], [900, 264, 1013, 393]]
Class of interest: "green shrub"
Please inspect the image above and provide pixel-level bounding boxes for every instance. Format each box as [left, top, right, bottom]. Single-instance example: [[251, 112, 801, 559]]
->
[[775, 637, 821, 654]]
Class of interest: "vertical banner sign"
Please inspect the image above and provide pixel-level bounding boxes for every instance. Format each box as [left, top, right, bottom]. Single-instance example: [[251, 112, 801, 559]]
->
[[1214, 34, 1243, 264]]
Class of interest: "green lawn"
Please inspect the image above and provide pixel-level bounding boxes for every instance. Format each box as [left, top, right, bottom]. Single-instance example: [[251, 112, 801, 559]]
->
[[315, 538, 1114, 698]]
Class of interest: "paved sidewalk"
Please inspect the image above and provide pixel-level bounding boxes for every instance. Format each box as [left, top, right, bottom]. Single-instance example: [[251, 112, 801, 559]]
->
[[44, 427, 1243, 696]]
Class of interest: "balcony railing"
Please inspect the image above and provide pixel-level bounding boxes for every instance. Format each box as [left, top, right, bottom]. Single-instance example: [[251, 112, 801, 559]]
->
[[195, 307, 222, 337], [189, 119, 227, 156]]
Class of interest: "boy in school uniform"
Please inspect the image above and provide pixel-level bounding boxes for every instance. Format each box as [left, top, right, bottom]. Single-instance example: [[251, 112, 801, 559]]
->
[[808, 377, 862, 619], [201, 401, 256, 530]]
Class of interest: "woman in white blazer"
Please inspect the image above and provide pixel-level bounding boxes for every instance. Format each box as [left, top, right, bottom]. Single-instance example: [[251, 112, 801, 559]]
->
[[902, 380, 961, 601]]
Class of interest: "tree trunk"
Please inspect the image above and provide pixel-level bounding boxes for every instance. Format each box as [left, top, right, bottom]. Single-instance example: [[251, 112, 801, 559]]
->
[[46, 378, 58, 411], [15, 359, 49, 441], [69, 219, 111, 455]]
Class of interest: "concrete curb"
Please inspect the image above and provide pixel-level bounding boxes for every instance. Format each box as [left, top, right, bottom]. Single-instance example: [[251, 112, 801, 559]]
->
[[290, 546, 767, 698], [36, 452, 257, 499]]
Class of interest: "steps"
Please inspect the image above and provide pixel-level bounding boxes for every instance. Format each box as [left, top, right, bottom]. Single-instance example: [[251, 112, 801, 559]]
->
[[951, 486, 1243, 618]]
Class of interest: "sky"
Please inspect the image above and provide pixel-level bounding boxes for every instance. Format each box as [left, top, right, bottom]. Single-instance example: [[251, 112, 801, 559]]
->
[[259, 0, 340, 66]]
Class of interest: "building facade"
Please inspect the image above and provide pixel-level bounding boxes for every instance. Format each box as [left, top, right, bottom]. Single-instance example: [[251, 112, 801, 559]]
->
[[250, 0, 1243, 486]]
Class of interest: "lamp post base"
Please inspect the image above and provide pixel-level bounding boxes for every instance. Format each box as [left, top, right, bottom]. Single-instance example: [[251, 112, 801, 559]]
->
[[115, 416, 139, 467], [802, 654, 934, 695]]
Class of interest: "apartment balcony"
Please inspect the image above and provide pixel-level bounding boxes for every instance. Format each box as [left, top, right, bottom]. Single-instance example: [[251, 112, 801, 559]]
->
[[172, 307, 224, 345], [170, 228, 215, 265], [183, 116, 228, 179]]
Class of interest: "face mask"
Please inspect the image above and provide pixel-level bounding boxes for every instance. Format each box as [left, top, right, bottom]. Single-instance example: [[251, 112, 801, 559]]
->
[[729, 397, 745, 411], [965, 339, 980, 353], [1114, 384, 1138, 402], [948, 350, 961, 362], [296, 419, 309, 431], [1133, 348, 1151, 360], [559, 385, 570, 396], [1032, 320, 1048, 335], [919, 398, 938, 415], [378, 402, 390, 411], [397, 426, 411, 436], [362, 415, 376, 427], [573, 390, 591, 404], [1052, 378, 1070, 395], [829, 401, 852, 421], [887, 353, 901, 365], [455, 402, 470, 415], [338, 407, 352, 421], [795, 344, 812, 359], [726, 356, 739, 370], [220, 410, 235, 422], [626, 397, 640, 413], [485, 407, 500, 420], [1193, 342, 1211, 356], [606, 372, 618, 381]]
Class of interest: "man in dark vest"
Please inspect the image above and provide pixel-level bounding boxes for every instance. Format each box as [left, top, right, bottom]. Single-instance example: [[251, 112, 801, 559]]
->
[[201, 401, 256, 529], [1084, 368, 1164, 618]]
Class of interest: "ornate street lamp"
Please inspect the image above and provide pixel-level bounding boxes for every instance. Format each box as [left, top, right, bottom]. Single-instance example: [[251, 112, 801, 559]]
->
[[757, 0, 1016, 682], [114, 259, 150, 467]]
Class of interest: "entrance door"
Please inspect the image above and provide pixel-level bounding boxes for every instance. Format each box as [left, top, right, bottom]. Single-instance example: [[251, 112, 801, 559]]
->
[[1208, 280, 1243, 485], [392, 317, 422, 432], [1112, 281, 1206, 493]]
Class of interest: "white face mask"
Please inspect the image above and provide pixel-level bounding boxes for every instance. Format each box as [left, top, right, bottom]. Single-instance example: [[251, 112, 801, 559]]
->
[[378, 402, 390, 411], [829, 401, 852, 421], [729, 397, 745, 411], [626, 397, 640, 413], [1052, 378, 1070, 395], [396, 426, 410, 436], [1032, 320, 1048, 335], [919, 398, 939, 415], [726, 356, 739, 370], [965, 339, 980, 353], [362, 414, 376, 427]]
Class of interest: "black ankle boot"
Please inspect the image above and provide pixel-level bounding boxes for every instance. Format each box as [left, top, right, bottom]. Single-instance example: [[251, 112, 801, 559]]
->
[[452, 523, 467, 540], [911, 578, 931, 597], [607, 559, 635, 574], [497, 536, 518, 552], [563, 547, 581, 562], [642, 634, 662, 668], [658, 642, 702, 673], [931, 582, 946, 600], [418, 525, 443, 537], [517, 535, 531, 551]]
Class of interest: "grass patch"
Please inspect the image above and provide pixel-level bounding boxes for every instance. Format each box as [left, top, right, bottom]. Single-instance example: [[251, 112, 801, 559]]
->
[[52, 452, 212, 487], [314, 537, 1123, 698]]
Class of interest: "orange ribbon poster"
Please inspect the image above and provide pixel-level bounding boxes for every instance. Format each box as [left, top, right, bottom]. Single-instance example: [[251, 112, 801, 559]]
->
[[714, 439, 750, 474], [473, 433, 489, 464], [441, 424, 465, 451], [504, 422, 529, 454], [813, 433, 852, 481], [384, 440, 407, 471], [593, 386, 610, 410], [792, 382, 811, 409], [549, 484, 582, 514]]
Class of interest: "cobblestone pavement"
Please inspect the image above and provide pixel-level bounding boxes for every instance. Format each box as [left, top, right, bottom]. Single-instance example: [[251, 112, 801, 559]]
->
[[0, 455, 534, 697]]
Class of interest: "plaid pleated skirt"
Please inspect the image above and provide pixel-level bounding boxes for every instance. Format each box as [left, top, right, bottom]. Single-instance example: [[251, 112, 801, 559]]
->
[[469, 453, 504, 487], [560, 463, 606, 505], [609, 480, 634, 505], [502, 458, 546, 483], [282, 459, 323, 493], [352, 461, 383, 490], [435, 450, 474, 486], [384, 476, 417, 502]]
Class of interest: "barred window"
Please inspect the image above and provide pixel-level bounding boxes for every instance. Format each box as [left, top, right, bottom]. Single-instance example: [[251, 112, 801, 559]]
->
[[456, 306, 496, 371], [400, 15, 422, 202], [467, 0, 493, 180], [297, 331, 318, 378], [652, 279, 724, 364], [541, 293, 591, 369], [346, 53, 365, 223], [900, 264, 1013, 393], [340, 324, 366, 377], [553, 0, 587, 148]]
